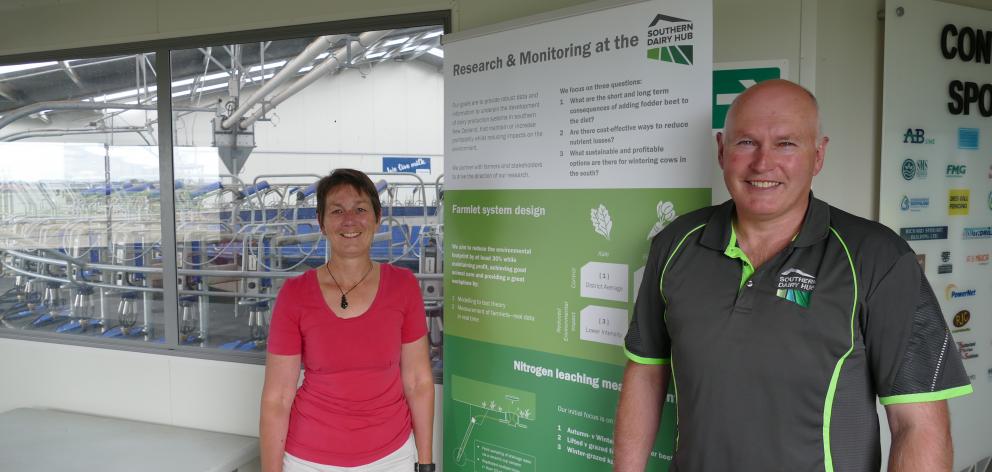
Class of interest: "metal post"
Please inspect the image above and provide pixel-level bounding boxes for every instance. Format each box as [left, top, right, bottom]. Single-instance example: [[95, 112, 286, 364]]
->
[[155, 51, 180, 348]]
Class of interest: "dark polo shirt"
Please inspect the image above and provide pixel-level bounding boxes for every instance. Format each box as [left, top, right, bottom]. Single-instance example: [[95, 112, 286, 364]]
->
[[625, 195, 972, 472]]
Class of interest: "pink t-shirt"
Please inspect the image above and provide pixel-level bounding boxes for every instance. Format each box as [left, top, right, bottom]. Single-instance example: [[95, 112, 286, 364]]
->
[[267, 263, 428, 467]]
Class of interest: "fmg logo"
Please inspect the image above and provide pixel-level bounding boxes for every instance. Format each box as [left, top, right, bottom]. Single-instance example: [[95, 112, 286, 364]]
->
[[903, 128, 935, 144], [946, 164, 967, 177]]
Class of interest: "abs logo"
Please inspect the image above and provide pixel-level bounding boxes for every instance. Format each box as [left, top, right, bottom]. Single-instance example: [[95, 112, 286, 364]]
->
[[900, 195, 930, 212], [903, 128, 935, 144], [945, 284, 977, 300], [946, 164, 967, 177], [948, 189, 970, 215], [646, 15, 694, 65]]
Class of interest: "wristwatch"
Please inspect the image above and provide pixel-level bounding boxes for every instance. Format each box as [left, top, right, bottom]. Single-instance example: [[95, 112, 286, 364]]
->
[[414, 463, 436, 472]]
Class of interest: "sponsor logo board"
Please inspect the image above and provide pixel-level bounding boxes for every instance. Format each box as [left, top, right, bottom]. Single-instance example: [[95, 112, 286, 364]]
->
[[948, 189, 969, 215], [958, 341, 978, 360], [945, 284, 977, 300], [903, 128, 935, 144], [946, 164, 967, 177], [900, 226, 948, 241], [952, 310, 971, 333], [901, 159, 928, 180], [958, 127, 979, 150], [963, 227, 992, 239], [900, 195, 930, 212], [966, 253, 989, 265], [938, 250, 953, 274]]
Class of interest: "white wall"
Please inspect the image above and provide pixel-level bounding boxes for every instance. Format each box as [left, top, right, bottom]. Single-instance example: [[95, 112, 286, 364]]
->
[[0, 337, 264, 434]]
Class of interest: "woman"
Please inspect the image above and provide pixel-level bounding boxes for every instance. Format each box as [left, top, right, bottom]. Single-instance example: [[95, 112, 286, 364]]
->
[[260, 169, 435, 472]]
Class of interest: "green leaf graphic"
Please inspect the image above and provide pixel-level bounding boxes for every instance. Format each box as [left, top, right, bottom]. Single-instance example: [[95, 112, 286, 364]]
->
[[590, 204, 613, 240]]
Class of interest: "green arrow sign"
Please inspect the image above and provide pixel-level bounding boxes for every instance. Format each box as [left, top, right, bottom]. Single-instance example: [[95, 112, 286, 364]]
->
[[713, 65, 784, 129]]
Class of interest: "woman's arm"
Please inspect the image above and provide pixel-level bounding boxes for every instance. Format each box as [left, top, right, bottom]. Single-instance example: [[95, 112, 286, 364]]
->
[[259, 352, 302, 472], [401, 336, 435, 464]]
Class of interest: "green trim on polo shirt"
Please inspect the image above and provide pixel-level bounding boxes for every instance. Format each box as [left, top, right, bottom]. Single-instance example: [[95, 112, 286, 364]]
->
[[624, 348, 671, 365], [822, 227, 858, 472], [879, 385, 973, 405], [724, 225, 755, 290]]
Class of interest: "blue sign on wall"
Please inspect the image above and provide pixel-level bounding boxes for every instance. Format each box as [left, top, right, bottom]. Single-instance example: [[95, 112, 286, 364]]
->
[[383, 156, 431, 173]]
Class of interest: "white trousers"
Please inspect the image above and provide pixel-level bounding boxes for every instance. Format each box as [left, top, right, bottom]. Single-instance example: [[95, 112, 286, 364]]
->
[[283, 435, 416, 472]]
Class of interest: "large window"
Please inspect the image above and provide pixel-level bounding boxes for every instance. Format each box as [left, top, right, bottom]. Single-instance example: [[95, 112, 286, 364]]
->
[[0, 54, 166, 346], [0, 16, 446, 366]]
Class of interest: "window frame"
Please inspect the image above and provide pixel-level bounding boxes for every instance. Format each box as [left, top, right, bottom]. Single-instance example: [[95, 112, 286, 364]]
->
[[0, 10, 451, 364]]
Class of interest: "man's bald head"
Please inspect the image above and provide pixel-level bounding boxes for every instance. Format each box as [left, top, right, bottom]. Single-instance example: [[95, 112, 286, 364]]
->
[[722, 79, 822, 142], [715, 78, 829, 226]]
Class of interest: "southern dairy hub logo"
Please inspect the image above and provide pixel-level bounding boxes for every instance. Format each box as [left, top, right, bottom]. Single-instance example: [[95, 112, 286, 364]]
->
[[776, 268, 815, 308], [646, 14, 693, 65]]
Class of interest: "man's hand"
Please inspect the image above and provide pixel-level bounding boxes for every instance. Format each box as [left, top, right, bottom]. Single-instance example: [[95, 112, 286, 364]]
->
[[885, 400, 952, 471], [613, 361, 670, 472]]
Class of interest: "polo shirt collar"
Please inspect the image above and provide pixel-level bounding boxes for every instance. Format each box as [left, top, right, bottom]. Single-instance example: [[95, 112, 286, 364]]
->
[[699, 192, 831, 251]]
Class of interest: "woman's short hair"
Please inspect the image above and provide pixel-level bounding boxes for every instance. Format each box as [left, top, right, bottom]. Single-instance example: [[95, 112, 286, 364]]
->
[[315, 169, 382, 229]]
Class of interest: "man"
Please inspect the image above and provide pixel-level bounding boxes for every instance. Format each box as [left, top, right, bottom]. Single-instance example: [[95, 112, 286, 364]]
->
[[614, 80, 972, 472]]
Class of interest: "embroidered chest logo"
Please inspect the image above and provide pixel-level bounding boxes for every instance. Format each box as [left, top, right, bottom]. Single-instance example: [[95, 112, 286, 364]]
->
[[776, 268, 816, 308]]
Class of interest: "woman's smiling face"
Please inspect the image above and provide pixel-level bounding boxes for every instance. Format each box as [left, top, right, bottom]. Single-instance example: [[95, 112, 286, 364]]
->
[[320, 184, 380, 258]]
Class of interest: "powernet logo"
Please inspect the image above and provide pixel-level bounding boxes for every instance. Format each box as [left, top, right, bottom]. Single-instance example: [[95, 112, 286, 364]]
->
[[646, 14, 694, 65], [945, 284, 977, 300]]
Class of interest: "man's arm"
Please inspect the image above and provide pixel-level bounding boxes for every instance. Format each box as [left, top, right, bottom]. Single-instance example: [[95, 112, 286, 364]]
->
[[613, 361, 670, 472], [885, 400, 952, 472]]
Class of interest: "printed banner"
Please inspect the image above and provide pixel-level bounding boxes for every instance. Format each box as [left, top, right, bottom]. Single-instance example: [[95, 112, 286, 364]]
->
[[383, 156, 431, 173], [443, 1, 712, 470], [880, 0, 992, 467]]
